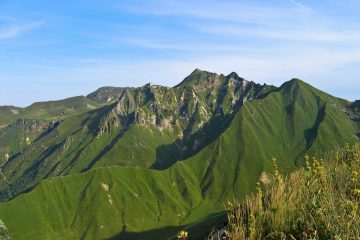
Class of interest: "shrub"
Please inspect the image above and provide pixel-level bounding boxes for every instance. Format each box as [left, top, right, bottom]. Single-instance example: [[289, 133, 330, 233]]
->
[[224, 144, 360, 240]]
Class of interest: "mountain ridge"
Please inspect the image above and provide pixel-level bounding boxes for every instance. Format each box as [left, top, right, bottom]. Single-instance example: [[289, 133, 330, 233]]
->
[[0, 69, 358, 239], [0, 69, 356, 111]]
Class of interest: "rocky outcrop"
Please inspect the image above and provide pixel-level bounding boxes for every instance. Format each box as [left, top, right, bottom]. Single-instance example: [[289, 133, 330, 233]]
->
[[0, 219, 11, 239], [96, 69, 273, 143], [350, 100, 360, 113], [87, 86, 132, 103]]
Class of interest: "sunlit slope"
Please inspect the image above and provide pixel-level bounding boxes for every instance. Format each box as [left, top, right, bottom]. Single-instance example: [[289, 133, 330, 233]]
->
[[0, 165, 204, 240], [0, 71, 270, 200], [0, 96, 102, 126], [0, 79, 358, 240]]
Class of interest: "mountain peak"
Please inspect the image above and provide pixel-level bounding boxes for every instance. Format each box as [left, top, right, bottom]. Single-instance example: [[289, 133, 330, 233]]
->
[[174, 68, 219, 88], [192, 68, 203, 73], [281, 78, 309, 89], [289, 78, 305, 83], [227, 71, 238, 77], [87, 86, 132, 103], [188, 68, 217, 78], [226, 72, 245, 82]]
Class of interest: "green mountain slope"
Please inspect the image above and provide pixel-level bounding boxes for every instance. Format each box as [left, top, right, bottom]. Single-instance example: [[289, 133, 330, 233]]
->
[[0, 70, 271, 200], [0, 106, 22, 127], [0, 72, 358, 239], [0, 96, 102, 126], [87, 87, 132, 104]]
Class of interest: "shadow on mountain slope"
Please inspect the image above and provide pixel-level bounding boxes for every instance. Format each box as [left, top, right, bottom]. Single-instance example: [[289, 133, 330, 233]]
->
[[304, 98, 327, 150], [106, 212, 226, 240], [152, 111, 237, 170]]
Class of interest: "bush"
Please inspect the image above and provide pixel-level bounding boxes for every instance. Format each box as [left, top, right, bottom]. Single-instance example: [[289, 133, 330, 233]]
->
[[224, 144, 360, 240]]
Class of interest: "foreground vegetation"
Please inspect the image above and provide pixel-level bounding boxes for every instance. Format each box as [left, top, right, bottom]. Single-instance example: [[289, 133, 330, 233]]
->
[[222, 144, 360, 240]]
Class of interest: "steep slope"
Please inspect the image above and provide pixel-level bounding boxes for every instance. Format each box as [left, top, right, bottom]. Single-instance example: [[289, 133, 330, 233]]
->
[[0, 70, 271, 200], [0, 119, 59, 166], [0, 77, 358, 240]]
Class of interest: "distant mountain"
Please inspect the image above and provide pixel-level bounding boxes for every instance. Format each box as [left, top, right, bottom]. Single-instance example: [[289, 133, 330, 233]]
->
[[0, 96, 101, 126], [0, 69, 358, 240], [87, 86, 133, 104]]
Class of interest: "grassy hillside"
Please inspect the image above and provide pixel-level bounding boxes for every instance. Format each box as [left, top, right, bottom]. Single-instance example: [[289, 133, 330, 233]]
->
[[0, 107, 22, 127], [0, 77, 358, 239], [0, 71, 271, 200], [0, 96, 102, 126]]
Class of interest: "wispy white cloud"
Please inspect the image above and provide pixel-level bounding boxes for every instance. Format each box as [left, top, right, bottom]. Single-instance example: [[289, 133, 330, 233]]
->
[[195, 24, 360, 42], [3, 45, 360, 88], [120, 0, 312, 25], [0, 0, 359, 106], [124, 39, 195, 51], [0, 18, 43, 40], [1, 44, 360, 107], [123, 38, 252, 52], [119, 0, 359, 50]]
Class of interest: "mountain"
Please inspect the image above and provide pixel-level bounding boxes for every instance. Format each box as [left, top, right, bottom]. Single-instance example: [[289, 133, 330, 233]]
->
[[87, 87, 133, 104], [0, 96, 102, 126], [0, 69, 358, 240]]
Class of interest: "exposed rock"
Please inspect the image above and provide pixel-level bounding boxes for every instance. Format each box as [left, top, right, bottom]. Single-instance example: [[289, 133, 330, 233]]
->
[[86, 104, 96, 109], [87, 86, 132, 103], [60, 137, 72, 153], [0, 219, 11, 239], [95, 70, 273, 151], [100, 183, 113, 205], [10, 109, 19, 115], [101, 183, 109, 191]]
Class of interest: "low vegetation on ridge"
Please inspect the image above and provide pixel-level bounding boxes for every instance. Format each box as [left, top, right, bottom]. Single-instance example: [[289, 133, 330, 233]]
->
[[215, 144, 360, 240]]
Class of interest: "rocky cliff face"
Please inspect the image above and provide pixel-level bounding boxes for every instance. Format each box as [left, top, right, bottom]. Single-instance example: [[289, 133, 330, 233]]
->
[[0, 219, 11, 240], [350, 100, 360, 113], [95, 70, 274, 166], [0, 119, 57, 165], [96, 70, 273, 138]]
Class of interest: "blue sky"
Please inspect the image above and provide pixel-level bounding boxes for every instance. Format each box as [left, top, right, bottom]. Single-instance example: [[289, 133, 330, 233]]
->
[[0, 0, 359, 106]]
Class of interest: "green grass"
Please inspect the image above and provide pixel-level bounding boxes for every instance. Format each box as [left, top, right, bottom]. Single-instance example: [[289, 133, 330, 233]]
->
[[0, 96, 103, 126]]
